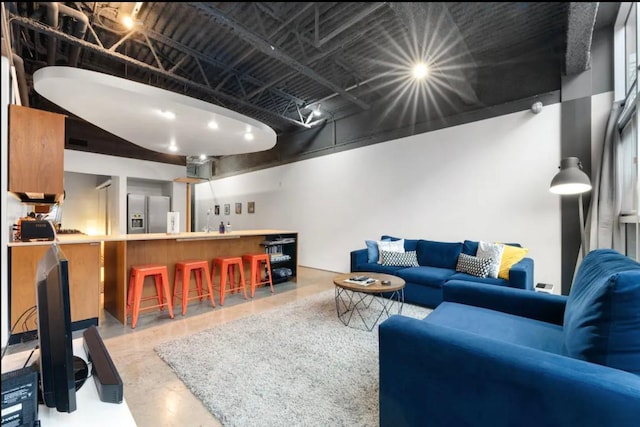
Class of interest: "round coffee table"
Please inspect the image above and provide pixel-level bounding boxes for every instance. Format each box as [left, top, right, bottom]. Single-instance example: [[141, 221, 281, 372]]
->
[[333, 272, 405, 331]]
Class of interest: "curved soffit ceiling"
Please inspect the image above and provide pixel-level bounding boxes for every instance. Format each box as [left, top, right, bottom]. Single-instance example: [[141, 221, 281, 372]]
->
[[33, 66, 277, 157]]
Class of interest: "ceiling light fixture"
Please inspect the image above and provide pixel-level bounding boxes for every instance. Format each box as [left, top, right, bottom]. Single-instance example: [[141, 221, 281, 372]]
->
[[199, 154, 207, 160], [313, 105, 322, 117], [168, 143, 178, 152], [33, 66, 277, 156], [122, 15, 134, 30], [121, 2, 143, 30], [412, 62, 430, 80]]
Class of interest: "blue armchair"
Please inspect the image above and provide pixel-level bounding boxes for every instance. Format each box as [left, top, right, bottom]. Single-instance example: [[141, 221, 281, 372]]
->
[[379, 249, 640, 426]]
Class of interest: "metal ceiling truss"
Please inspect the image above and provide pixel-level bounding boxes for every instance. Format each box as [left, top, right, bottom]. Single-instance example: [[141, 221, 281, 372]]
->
[[186, 2, 371, 111], [8, 11, 309, 129], [6, 2, 395, 132]]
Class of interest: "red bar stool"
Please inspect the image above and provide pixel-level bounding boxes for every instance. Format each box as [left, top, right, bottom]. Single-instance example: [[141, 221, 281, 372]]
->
[[242, 253, 274, 298], [127, 264, 174, 329], [211, 256, 247, 305], [173, 259, 216, 316]]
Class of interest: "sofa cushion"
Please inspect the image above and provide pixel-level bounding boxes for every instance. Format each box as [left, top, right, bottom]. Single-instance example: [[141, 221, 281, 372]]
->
[[498, 244, 529, 280], [365, 239, 385, 263], [381, 235, 419, 252], [455, 254, 491, 278], [476, 241, 504, 278], [448, 272, 509, 287], [353, 262, 406, 275], [426, 302, 564, 354], [395, 266, 456, 289], [376, 239, 405, 263], [563, 249, 640, 375], [381, 250, 419, 267], [462, 240, 479, 256], [416, 240, 462, 269]]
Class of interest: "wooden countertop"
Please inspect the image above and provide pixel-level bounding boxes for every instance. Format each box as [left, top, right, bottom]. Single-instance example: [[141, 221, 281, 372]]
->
[[8, 229, 297, 247]]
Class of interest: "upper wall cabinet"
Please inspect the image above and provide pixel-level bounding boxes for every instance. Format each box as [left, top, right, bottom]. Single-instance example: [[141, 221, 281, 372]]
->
[[9, 105, 66, 203]]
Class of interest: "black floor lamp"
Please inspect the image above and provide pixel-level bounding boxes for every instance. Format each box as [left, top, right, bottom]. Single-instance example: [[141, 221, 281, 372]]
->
[[549, 157, 592, 258]]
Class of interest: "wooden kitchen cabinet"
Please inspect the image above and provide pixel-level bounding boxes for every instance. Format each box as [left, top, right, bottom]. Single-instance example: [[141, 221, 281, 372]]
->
[[10, 243, 101, 337], [9, 104, 65, 196]]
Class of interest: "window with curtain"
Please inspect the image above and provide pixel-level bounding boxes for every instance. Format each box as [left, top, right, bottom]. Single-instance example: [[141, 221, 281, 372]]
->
[[615, 3, 640, 260]]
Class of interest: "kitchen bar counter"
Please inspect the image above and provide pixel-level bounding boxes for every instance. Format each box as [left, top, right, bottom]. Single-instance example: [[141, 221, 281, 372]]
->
[[8, 230, 298, 334], [102, 229, 297, 325], [8, 229, 295, 246]]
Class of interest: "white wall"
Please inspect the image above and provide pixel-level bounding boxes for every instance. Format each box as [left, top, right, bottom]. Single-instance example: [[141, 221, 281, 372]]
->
[[60, 172, 106, 234], [196, 104, 567, 288], [64, 150, 187, 234], [2, 56, 9, 347]]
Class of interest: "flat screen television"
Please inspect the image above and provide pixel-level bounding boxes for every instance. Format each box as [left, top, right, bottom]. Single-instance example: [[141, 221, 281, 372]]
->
[[33, 243, 85, 413]]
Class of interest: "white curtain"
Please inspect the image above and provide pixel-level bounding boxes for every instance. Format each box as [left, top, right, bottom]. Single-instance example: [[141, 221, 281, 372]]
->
[[584, 100, 625, 255]]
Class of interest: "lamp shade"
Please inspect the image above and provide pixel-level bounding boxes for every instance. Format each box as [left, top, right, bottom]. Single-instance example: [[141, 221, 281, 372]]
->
[[549, 157, 592, 195]]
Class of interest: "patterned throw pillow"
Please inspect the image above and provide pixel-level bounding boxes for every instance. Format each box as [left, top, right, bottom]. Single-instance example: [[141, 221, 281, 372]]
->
[[377, 239, 405, 264], [381, 250, 419, 267], [476, 241, 505, 278], [456, 253, 492, 278]]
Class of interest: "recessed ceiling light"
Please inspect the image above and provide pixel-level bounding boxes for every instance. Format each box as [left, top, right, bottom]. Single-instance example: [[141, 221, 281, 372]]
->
[[412, 62, 430, 80], [199, 154, 207, 160], [158, 109, 176, 120]]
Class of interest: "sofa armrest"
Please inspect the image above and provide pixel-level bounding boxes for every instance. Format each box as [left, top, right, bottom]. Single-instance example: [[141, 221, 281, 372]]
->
[[379, 315, 640, 427], [350, 248, 368, 271], [443, 280, 566, 325], [507, 257, 534, 289]]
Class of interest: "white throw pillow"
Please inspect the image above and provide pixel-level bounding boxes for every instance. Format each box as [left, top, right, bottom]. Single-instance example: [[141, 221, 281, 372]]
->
[[476, 241, 505, 278], [377, 239, 405, 264]]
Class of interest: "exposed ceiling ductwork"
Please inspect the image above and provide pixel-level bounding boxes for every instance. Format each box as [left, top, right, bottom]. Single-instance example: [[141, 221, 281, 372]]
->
[[38, 1, 89, 67], [565, 2, 600, 75], [1, 2, 620, 164]]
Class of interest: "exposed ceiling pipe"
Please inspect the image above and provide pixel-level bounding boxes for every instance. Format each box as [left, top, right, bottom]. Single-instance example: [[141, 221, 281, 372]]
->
[[1, 4, 29, 106], [9, 13, 311, 129], [40, 2, 58, 65], [39, 2, 89, 66], [11, 53, 29, 107]]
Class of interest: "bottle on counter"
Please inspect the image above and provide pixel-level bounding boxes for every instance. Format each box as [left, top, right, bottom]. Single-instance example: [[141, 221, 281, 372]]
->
[[226, 222, 232, 233], [219, 221, 225, 234]]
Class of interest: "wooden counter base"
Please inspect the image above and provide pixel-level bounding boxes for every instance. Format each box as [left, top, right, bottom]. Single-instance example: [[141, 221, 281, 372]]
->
[[9, 230, 298, 329], [103, 231, 297, 324], [10, 242, 101, 338]]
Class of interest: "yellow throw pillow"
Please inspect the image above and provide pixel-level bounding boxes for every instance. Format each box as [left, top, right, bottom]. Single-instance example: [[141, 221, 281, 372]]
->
[[498, 244, 529, 280]]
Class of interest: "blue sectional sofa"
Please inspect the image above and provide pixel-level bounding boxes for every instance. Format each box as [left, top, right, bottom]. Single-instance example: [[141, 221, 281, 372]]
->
[[350, 236, 534, 308], [378, 249, 640, 426]]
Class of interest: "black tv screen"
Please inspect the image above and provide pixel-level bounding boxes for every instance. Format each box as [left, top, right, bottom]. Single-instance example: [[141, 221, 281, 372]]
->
[[35, 244, 77, 413]]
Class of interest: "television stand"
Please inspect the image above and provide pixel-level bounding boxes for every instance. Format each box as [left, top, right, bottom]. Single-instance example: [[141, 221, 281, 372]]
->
[[2, 339, 136, 426]]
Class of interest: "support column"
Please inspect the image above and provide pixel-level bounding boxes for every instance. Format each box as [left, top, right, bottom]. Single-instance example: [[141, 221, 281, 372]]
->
[[559, 71, 592, 295]]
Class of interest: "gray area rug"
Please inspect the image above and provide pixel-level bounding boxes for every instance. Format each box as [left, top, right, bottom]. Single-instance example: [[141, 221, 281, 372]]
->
[[155, 289, 431, 427]]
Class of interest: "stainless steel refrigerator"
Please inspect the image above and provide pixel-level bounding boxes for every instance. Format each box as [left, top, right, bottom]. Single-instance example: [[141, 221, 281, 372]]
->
[[127, 194, 171, 234]]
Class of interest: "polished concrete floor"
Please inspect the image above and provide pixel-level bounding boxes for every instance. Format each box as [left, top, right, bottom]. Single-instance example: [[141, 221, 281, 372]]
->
[[82, 266, 338, 426]]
